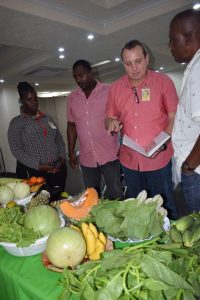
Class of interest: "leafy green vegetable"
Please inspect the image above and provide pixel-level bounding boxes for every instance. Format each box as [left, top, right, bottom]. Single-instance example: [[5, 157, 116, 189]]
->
[[59, 239, 200, 300], [82, 198, 164, 241], [0, 207, 41, 247]]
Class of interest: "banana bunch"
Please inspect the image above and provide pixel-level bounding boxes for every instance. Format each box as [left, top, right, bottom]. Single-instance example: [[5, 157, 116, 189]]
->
[[80, 222, 107, 260]]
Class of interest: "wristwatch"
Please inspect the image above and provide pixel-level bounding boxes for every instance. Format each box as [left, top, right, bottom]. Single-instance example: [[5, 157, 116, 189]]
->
[[181, 161, 195, 171]]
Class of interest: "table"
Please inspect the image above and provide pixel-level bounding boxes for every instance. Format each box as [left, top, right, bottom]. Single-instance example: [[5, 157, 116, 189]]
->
[[0, 247, 69, 300], [0, 242, 134, 300]]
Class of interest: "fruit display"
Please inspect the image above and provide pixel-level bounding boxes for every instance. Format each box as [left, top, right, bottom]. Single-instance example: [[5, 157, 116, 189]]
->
[[24, 205, 61, 236], [45, 227, 87, 268], [22, 176, 45, 193], [1, 184, 200, 299], [27, 190, 50, 209], [80, 222, 107, 260], [60, 187, 99, 220]]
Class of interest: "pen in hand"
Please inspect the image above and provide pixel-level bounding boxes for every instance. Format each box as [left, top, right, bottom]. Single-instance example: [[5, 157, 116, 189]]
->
[[111, 122, 123, 136]]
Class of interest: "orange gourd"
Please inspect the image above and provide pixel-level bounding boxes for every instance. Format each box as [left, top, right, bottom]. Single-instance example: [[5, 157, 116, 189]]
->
[[60, 188, 99, 220]]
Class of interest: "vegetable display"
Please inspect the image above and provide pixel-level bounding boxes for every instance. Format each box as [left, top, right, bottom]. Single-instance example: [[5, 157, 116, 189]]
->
[[83, 194, 166, 241], [169, 213, 200, 248], [24, 205, 61, 236], [60, 236, 200, 300], [0, 206, 40, 247], [46, 227, 86, 268]]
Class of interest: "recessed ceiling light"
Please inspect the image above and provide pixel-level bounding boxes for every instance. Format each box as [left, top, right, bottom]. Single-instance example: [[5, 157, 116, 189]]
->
[[35, 83, 39, 86], [193, 3, 200, 9], [59, 54, 65, 59], [87, 34, 94, 40], [0, 79, 4, 83], [58, 47, 64, 52], [115, 57, 120, 62], [159, 67, 164, 70], [181, 62, 186, 65], [92, 60, 111, 67], [38, 91, 71, 98]]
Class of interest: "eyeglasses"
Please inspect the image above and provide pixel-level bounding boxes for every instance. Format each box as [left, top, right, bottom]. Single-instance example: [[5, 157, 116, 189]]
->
[[132, 87, 140, 104]]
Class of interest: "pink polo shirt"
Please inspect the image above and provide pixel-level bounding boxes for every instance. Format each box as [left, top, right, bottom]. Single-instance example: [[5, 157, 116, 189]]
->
[[67, 82, 120, 167], [107, 70, 178, 171]]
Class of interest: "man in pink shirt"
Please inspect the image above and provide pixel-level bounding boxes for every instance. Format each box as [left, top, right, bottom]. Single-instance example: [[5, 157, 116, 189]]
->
[[67, 60, 123, 199], [106, 40, 178, 219]]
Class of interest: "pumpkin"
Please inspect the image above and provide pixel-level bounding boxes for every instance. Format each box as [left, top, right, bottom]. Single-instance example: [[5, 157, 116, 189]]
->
[[60, 188, 99, 220]]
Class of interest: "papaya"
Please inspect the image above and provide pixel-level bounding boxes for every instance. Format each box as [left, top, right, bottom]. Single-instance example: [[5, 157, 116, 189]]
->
[[60, 188, 99, 220]]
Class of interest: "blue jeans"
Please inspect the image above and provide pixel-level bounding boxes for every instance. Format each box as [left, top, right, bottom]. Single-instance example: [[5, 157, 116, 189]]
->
[[121, 161, 177, 220], [181, 171, 200, 213], [81, 160, 124, 200]]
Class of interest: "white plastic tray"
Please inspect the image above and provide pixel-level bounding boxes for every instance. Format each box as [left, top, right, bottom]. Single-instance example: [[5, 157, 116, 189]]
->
[[15, 193, 35, 205], [0, 216, 65, 256], [108, 216, 170, 243]]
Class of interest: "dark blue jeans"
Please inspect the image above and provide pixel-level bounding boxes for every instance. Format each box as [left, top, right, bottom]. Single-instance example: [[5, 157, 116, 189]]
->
[[81, 159, 124, 200], [121, 161, 177, 220], [181, 171, 200, 213]]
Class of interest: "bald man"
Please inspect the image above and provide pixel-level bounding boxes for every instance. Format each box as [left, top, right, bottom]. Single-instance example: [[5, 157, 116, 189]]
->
[[169, 9, 200, 212]]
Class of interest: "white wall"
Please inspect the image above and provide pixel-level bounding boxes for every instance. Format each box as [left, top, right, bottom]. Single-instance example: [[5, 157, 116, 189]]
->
[[0, 88, 20, 173], [0, 70, 184, 174], [167, 70, 183, 96]]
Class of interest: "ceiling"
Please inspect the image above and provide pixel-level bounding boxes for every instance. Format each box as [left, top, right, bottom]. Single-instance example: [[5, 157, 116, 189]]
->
[[0, 0, 195, 93]]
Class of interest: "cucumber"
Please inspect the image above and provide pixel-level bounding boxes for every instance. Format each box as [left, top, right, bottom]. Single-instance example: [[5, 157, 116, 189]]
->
[[175, 215, 194, 232], [190, 223, 200, 244], [170, 226, 183, 243], [182, 230, 193, 248]]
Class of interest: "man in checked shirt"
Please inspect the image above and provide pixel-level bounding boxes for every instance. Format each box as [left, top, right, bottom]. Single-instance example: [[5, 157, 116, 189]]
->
[[8, 82, 67, 190], [67, 60, 123, 199]]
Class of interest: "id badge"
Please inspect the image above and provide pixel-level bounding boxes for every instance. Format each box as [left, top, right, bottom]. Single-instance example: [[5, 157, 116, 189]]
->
[[142, 88, 150, 102], [48, 121, 57, 129]]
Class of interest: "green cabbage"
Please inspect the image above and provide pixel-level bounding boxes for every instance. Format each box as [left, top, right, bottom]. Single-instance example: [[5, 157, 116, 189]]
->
[[0, 186, 15, 205], [14, 182, 30, 199]]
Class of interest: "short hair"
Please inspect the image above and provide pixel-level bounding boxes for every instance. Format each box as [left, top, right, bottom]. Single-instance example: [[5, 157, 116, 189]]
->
[[72, 60, 92, 72], [171, 9, 200, 26], [17, 82, 36, 99], [121, 40, 148, 60]]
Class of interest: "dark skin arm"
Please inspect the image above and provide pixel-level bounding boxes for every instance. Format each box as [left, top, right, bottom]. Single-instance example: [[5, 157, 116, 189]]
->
[[39, 158, 65, 174], [67, 121, 78, 169], [183, 135, 200, 173]]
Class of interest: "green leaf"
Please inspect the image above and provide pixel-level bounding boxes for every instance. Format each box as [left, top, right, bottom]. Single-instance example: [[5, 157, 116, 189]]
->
[[140, 255, 194, 291], [95, 273, 123, 300], [144, 278, 172, 290]]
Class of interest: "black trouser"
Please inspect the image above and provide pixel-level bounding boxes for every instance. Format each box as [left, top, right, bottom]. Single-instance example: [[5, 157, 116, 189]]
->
[[81, 159, 124, 200], [16, 161, 67, 190]]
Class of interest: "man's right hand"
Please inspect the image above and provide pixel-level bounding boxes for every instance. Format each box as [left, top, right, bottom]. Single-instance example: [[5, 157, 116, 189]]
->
[[39, 164, 57, 173], [105, 117, 123, 135], [69, 153, 78, 169]]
